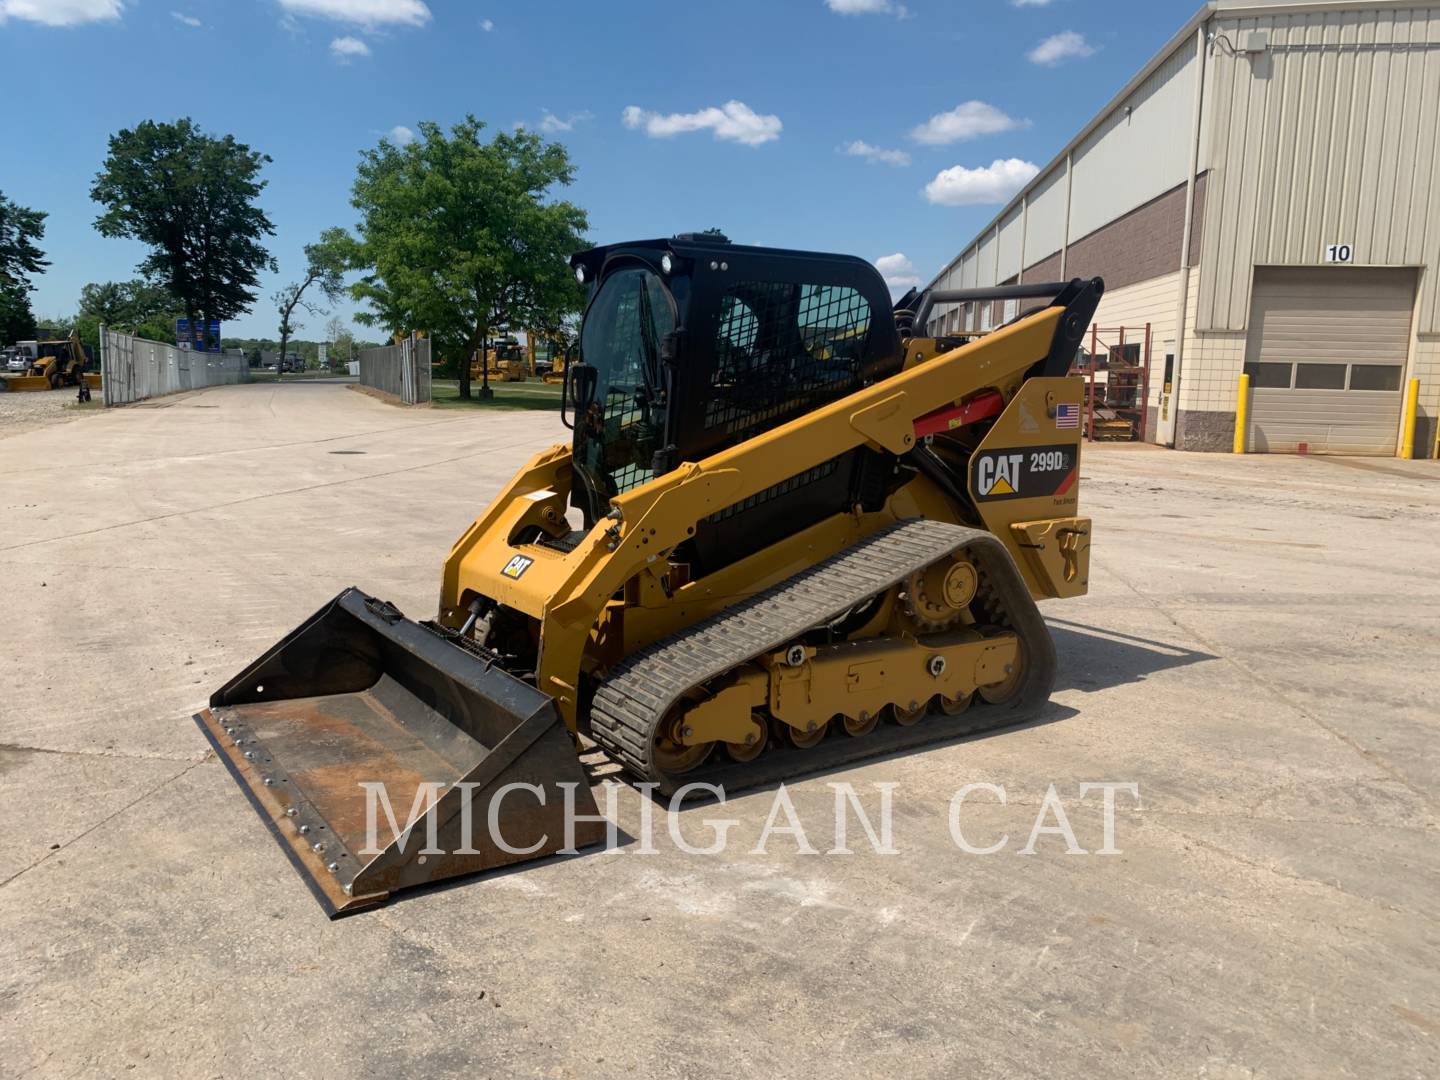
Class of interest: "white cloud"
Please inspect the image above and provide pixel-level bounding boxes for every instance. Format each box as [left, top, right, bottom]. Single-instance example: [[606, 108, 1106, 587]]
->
[[330, 34, 371, 58], [910, 101, 1025, 146], [824, 0, 909, 16], [842, 140, 910, 167], [1028, 31, 1096, 66], [924, 158, 1040, 206], [278, 0, 430, 28], [538, 110, 593, 133], [171, 10, 201, 26], [1012, 0, 1054, 6], [0, 0, 122, 26], [875, 253, 921, 290], [479, 17, 493, 31], [388, 124, 415, 144], [622, 101, 781, 147]]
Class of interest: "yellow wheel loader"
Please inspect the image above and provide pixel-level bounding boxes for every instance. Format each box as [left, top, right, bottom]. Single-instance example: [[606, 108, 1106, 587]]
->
[[196, 233, 1100, 915]]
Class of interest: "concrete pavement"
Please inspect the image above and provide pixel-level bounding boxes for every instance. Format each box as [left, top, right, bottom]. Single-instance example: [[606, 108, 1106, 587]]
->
[[2, 382, 1437, 1077]]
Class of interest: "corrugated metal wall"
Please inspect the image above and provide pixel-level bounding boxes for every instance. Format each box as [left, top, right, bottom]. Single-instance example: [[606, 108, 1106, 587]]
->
[[1022, 168, 1067, 269], [1069, 44, 1198, 242], [357, 335, 432, 404], [931, 35, 1196, 299], [101, 329, 250, 406], [1197, 5, 1440, 333], [996, 206, 1024, 282]]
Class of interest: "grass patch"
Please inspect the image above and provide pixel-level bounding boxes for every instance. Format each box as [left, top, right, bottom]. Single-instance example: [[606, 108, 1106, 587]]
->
[[429, 379, 563, 411], [63, 399, 104, 412]]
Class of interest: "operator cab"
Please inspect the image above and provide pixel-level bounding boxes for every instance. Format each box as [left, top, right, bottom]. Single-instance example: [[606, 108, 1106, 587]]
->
[[566, 232, 904, 571]]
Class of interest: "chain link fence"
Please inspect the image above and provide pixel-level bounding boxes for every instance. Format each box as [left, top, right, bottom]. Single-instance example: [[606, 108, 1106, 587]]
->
[[100, 326, 250, 406], [357, 334, 431, 404]]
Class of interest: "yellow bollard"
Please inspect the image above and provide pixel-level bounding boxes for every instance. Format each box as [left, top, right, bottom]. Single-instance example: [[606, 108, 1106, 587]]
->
[[1233, 372, 1250, 454], [1398, 377, 1420, 459]]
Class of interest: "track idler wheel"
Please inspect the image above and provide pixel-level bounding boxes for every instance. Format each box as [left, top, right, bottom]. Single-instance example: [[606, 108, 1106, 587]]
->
[[976, 627, 1026, 705]]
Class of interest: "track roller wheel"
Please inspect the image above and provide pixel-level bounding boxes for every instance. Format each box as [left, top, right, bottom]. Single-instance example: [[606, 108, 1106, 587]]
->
[[777, 716, 827, 749], [890, 699, 927, 726], [841, 709, 879, 737], [937, 691, 973, 715], [653, 709, 716, 775], [724, 712, 769, 763], [977, 628, 1026, 706]]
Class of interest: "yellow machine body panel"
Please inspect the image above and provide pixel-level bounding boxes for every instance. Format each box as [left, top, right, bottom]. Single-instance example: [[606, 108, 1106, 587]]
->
[[440, 306, 1080, 731], [197, 231, 1103, 915], [965, 377, 1092, 598]]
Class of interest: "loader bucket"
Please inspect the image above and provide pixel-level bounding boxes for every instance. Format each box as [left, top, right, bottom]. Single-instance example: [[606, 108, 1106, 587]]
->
[[194, 588, 606, 916]]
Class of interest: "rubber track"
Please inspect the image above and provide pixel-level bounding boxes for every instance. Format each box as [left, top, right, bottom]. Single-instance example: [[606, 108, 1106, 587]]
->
[[589, 519, 1057, 794]]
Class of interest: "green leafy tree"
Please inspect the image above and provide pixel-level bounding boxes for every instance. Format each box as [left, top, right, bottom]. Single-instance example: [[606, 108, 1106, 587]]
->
[[345, 116, 587, 399], [76, 279, 183, 349], [272, 229, 350, 378], [0, 283, 36, 344], [0, 190, 47, 344], [90, 118, 276, 352], [325, 314, 355, 367]]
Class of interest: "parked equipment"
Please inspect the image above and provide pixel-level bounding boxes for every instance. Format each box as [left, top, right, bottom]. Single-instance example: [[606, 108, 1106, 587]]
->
[[528, 331, 569, 383], [471, 336, 527, 382], [196, 233, 1101, 914], [3, 331, 99, 392]]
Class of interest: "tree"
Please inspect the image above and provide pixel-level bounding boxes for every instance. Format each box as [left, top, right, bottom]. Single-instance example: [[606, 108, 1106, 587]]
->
[[345, 116, 587, 400], [325, 314, 355, 367], [76, 279, 183, 348], [90, 118, 276, 352], [272, 229, 349, 378], [0, 190, 47, 345], [0, 282, 36, 345]]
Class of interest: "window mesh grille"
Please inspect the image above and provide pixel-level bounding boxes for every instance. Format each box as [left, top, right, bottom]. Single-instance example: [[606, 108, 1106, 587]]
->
[[704, 281, 871, 442]]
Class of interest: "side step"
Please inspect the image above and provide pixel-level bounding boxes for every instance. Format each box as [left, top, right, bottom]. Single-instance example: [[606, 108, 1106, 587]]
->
[[589, 519, 1057, 795]]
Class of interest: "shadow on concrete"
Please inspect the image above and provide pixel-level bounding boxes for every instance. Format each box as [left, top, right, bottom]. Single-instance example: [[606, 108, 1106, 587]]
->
[[1046, 618, 1217, 695]]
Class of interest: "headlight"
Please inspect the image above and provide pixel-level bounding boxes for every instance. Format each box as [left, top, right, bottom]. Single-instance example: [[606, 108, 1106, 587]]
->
[[574, 265, 586, 284], [660, 252, 674, 275]]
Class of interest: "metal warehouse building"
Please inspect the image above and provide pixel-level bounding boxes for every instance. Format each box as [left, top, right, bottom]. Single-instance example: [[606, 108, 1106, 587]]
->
[[925, 0, 1440, 456]]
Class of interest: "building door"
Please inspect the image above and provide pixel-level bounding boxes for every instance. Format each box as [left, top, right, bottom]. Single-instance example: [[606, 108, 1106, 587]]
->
[[1242, 266, 1416, 455], [1156, 341, 1176, 445]]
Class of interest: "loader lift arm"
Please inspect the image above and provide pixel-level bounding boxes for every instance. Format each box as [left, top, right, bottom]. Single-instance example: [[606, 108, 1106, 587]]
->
[[199, 230, 1101, 914]]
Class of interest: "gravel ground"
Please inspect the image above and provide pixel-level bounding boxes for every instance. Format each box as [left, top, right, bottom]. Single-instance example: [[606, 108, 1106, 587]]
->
[[0, 387, 97, 441]]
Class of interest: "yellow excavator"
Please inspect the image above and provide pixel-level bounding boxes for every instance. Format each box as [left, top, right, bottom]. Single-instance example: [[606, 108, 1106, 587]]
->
[[196, 233, 1100, 915]]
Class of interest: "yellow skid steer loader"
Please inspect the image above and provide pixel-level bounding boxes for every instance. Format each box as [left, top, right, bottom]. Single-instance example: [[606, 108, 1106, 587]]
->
[[197, 232, 1100, 915]]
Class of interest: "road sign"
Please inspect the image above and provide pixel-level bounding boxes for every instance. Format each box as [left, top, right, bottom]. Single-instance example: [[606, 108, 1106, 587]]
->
[[176, 318, 222, 352]]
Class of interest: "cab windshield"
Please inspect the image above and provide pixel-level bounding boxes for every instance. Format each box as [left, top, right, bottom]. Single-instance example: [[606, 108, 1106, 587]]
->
[[574, 265, 676, 510]]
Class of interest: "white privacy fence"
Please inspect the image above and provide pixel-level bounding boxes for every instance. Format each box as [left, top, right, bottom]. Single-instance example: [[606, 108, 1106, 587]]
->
[[357, 333, 431, 404], [101, 326, 250, 406]]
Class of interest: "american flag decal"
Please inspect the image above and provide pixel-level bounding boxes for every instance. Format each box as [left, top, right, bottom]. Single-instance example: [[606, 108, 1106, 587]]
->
[[1055, 403, 1080, 429]]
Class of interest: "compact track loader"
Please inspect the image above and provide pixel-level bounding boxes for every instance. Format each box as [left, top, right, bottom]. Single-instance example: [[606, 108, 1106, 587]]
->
[[197, 233, 1100, 915]]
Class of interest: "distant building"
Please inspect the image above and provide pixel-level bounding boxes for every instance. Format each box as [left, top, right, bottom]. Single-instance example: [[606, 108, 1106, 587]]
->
[[926, 0, 1440, 455]]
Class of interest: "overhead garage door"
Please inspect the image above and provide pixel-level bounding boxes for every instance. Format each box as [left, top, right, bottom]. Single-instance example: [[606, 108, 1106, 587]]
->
[[1242, 266, 1416, 454]]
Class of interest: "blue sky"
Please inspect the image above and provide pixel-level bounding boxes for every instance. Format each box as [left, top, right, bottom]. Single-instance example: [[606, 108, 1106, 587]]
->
[[2, 0, 1194, 339]]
